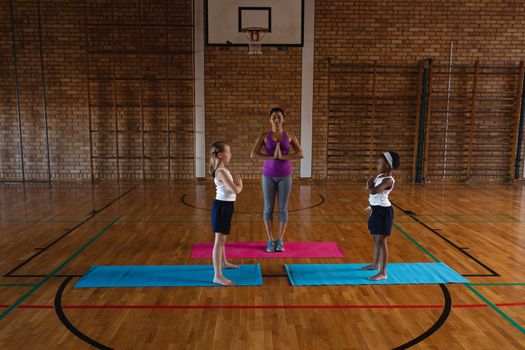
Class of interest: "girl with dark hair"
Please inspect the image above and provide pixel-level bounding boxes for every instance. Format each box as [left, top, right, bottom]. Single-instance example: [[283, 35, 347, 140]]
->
[[363, 151, 401, 281]]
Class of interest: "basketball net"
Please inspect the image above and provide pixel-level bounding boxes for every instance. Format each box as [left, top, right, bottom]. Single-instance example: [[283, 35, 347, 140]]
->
[[242, 28, 268, 55]]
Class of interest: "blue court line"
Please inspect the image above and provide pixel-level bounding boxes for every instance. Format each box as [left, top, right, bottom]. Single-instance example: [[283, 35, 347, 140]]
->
[[0, 215, 122, 321]]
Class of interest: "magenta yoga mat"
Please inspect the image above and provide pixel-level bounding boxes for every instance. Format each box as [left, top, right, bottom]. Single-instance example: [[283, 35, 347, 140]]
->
[[190, 242, 345, 259]]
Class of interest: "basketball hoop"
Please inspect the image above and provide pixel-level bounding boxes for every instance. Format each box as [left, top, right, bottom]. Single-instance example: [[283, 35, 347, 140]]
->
[[241, 27, 268, 55]]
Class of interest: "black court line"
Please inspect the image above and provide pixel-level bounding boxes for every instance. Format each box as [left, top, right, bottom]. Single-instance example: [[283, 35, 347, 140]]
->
[[392, 284, 452, 349], [180, 194, 326, 213], [392, 202, 500, 277], [52, 280, 450, 350], [53, 279, 450, 350], [3, 184, 138, 277], [55, 277, 113, 350], [8, 274, 83, 278], [462, 274, 500, 277]]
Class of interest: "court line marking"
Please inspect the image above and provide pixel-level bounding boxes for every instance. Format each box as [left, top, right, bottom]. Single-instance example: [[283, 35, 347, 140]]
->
[[180, 193, 326, 213], [469, 283, 525, 286], [2, 281, 523, 288], [4, 217, 525, 223], [0, 215, 122, 321], [393, 284, 451, 350], [392, 202, 500, 277], [2, 184, 137, 277], [394, 223, 525, 335], [55, 277, 112, 350], [2, 301, 525, 310], [393, 224, 440, 262], [5, 223, 525, 345], [5, 274, 82, 279], [465, 284, 525, 334], [2, 191, 523, 335], [3, 212, 525, 218]]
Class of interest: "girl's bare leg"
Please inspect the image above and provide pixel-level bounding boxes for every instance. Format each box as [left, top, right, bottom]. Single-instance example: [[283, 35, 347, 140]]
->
[[369, 236, 388, 280], [362, 235, 381, 270], [213, 233, 234, 285], [221, 235, 239, 269]]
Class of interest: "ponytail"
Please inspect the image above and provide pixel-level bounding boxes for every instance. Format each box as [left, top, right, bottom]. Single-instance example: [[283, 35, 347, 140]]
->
[[209, 141, 227, 177]]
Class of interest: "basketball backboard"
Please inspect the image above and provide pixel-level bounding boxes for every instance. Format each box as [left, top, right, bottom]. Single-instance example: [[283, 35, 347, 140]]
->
[[205, 0, 304, 46]]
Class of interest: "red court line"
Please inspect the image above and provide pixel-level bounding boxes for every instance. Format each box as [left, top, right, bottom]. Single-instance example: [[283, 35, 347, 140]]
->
[[495, 302, 525, 307], [1, 302, 525, 310]]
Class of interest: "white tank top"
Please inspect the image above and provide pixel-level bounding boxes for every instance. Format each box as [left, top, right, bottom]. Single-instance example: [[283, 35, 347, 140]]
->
[[369, 174, 395, 207], [214, 167, 236, 201]]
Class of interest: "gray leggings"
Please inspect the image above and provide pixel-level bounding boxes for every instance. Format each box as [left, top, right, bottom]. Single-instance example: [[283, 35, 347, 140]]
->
[[262, 176, 292, 222]]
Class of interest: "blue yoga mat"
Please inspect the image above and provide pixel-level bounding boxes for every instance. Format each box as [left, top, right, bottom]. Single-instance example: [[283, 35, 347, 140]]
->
[[285, 262, 469, 286], [75, 264, 263, 288]]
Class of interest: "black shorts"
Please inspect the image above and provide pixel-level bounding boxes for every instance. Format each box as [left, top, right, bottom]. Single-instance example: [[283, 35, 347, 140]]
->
[[368, 205, 394, 236], [211, 199, 235, 235]]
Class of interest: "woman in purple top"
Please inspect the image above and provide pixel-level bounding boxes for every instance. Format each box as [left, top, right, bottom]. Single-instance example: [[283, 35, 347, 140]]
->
[[250, 108, 304, 252]]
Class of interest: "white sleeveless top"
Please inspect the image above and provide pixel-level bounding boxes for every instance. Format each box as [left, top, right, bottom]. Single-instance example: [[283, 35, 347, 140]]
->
[[369, 174, 395, 207], [214, 167, 236, 201]]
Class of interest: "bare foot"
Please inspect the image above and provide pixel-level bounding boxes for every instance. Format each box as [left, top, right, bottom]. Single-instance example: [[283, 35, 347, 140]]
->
[[213, 276, 235, 286], [222, 262, 240, 269], [368, 273, 387, 281], [361, 264, 378, 270]]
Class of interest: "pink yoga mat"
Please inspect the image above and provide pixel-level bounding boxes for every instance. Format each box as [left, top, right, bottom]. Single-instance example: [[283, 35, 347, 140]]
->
[[190, 242, 345, 259]]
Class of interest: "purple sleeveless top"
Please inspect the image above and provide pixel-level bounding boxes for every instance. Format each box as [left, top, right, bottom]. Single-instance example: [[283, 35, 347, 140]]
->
[[263, 131, 292, 177]]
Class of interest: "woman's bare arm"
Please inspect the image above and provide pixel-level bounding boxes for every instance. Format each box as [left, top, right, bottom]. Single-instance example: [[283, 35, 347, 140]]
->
[[250, 133, 274, 161], [278, 134, 304, 160]]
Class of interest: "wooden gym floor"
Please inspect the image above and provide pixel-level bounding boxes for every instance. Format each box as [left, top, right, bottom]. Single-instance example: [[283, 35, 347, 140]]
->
[[0, 181, 524, 349]]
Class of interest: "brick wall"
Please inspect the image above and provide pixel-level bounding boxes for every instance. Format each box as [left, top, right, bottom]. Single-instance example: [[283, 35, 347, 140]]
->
[[0, 0, 193, 181], [2, 0, 525, 181], [313, 0, 525, 181], [204, 47, 302, 179], [0, 1, 20, 180]]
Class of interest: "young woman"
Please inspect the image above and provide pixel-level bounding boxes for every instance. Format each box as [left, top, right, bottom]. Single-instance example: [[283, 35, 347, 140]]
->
[[250, 108, 303, 253]]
